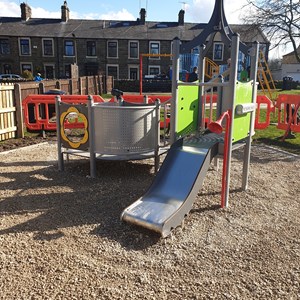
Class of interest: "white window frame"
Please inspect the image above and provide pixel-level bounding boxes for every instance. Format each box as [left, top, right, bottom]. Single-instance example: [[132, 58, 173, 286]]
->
[[106, 64, 119, 79], [20, 62, 33, 73], [107, 40, 118, 58], [0, 38, 10, 55], [149, 41, 160, 60], [19, 37, 31, 56], [64, 40, 75, 57], [128, 65, 139, 80], [64, 64, 71, 78], [148, 65, 160, 75], [213, 42, 224, 61], [44, 63, 55, 79], [42, 38, 54, 57], [86, 40, 97, 58], [128, 40, 139, 59]]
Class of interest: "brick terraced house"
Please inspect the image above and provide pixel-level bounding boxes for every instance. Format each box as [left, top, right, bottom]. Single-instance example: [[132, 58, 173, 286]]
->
[[0, 1, 270, 80]]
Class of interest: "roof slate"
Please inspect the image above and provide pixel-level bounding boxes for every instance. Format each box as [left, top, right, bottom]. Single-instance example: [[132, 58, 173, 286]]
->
[[0, 17, 268, 43]]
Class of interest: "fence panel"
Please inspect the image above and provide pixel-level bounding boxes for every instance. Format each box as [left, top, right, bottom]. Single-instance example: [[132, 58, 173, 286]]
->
[[0, 84, 17, 141], [19, 82, 40, 100]]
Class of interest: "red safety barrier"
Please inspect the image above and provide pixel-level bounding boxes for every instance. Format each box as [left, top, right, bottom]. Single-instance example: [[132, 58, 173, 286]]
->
[[255, 95, 274, 130], [276, 94, 300, 133], [23, 94, 104, 131], [109, 94, 171, 104], [203, 93, 218, 104]]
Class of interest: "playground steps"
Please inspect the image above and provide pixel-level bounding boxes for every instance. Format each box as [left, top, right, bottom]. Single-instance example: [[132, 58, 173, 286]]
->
[[257, 51, 277, 101]]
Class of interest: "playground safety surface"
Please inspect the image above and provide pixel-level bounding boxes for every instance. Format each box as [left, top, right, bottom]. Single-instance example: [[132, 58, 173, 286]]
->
[[0, 141, 299, 299]]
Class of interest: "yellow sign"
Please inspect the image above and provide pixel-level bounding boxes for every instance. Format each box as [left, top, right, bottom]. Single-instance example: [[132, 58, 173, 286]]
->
[[60, 106, 89, 149]]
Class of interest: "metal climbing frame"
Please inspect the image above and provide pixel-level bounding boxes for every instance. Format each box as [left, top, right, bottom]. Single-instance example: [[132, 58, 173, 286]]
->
[[171, 33, 259, 208], [56, 96, 161, 177]]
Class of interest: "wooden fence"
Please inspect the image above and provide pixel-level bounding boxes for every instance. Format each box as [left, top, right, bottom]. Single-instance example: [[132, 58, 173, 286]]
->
[[0, 75, 113, 142], [0, 83, 23, 141]]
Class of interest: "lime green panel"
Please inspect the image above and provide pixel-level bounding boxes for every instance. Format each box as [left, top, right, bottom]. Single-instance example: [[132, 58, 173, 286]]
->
[[176, 82, 199, 137], [233, 81, 253, 142]]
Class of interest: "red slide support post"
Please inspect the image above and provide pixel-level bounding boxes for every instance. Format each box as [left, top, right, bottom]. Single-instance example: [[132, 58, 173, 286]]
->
[[208, 110, 232, 208]]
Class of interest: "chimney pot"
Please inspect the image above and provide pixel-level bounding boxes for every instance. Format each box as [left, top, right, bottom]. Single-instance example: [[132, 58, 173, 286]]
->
[[178, 9, 185, 26], [140, 8, 146, 25], [20, 2, 32, 21], [61, 1, 70, 22]]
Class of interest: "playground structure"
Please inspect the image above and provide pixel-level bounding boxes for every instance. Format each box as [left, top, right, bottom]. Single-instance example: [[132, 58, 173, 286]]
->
[[121, 0, 260, 236], [56, 96, 165, 175], [20, 0, 299, 238], [121, 32, 258, 236]]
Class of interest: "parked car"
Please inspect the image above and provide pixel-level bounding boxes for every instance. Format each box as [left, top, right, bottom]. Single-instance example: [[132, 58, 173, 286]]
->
[[0, 74, 24, 80], [144, 74, 169, 80]]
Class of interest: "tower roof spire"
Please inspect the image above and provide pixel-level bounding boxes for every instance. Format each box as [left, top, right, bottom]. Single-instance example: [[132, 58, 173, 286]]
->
[[181, 0, 248, 54]]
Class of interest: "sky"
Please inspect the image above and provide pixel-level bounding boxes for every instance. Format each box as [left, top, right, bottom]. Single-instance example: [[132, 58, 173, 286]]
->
[[0, 0, 289, 58], [0, 0, 248, 23]]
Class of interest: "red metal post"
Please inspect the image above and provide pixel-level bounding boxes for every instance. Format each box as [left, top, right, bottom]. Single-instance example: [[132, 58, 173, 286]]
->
[[139, 55, 143, 95]]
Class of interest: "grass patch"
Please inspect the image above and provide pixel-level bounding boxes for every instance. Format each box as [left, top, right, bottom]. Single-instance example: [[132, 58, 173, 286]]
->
[[253, 125, 300, 155]]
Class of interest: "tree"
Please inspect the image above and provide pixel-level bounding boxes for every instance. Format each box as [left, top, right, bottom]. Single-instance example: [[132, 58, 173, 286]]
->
[[242, 0, 300, 62]]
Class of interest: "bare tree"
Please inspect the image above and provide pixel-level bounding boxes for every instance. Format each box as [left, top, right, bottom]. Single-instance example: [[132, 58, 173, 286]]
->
[[242, 0, 300, 62]]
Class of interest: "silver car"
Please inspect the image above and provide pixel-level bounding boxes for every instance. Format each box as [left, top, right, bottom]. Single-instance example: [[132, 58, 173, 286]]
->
[[0, 74, 24, 80]]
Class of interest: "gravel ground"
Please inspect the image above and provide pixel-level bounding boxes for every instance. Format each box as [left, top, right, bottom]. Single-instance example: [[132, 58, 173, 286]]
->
[[0, 141, 299, 299]]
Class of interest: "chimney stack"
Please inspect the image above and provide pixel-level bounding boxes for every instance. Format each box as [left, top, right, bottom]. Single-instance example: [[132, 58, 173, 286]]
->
[[20, 2, 32, 21], [61, 1, 70, 23], [178, 9, 185, 26], [139, 8, 146, 25]]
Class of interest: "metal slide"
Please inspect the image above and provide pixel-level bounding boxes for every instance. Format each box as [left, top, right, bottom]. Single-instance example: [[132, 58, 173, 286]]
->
[[121, 133, 223, 237]]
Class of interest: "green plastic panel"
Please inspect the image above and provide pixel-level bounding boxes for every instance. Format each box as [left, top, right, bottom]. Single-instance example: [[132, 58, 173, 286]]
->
[[176, 82, 199, 137], [232, 81, 253, 142]]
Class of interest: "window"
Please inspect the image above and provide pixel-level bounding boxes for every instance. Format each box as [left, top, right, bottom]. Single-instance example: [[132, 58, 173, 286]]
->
[[149, 41, 160, 59], [3, 64, 12, 74], [129, 41, 139, 59], [213, 43, 224, 61], [64, 40, 75, 56], [43, 39, 54, 56], [107, 65, 118, 79], [87, 41, 96, 56], [64, 64, 71, 78], [45, 64, 55, 79], [19, 38, 31, 55], [107, 41, 118, 58], [149, 66, 160, 75], [128, 66, 139, 80], [0, 39, 10, 55], [21, 63, 32, 73]]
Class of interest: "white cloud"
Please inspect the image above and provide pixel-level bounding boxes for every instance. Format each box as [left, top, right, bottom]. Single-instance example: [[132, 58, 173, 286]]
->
[[0, 0, 61, 18], [186, 0, 247, 24], [0, 1, 135, 20], [98, 9, 135, 21], [71, 9, 135, 21], [186, 0, 214, 23], [0, 0, 19, 17], [33, 7, 60, 19]]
